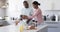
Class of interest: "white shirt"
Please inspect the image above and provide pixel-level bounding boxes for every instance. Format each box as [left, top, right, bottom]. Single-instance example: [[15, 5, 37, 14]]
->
[[18, 7, 33, 25], [20, 7, 33, 16]]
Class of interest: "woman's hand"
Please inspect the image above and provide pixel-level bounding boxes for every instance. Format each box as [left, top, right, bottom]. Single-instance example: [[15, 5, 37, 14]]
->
[[15, 20, 19, 25]]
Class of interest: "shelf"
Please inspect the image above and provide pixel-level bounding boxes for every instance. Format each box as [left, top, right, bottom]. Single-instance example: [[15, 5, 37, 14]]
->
[[45, 10, 60, 11], [44, 21, 58, 22]]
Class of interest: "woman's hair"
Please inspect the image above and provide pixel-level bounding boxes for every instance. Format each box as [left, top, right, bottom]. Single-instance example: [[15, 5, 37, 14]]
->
[[32, 1, 40, 5]]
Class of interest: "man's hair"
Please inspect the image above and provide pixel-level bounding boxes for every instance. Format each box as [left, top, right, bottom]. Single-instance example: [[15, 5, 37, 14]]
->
[[23, 1, 28, 3]]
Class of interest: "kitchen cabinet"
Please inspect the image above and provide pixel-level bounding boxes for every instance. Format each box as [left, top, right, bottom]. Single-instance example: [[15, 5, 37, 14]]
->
[[0, 8, 6, 17], [44, 21, 59, 28], [0, 0, 8, 17], [44, 21, 59, 32], [0, 0, 6, 7], [0, 0, 8, 8]]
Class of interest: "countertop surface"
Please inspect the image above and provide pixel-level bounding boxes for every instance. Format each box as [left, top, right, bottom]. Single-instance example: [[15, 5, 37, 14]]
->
[[23, 24, 48, 32], [0, 24, 48, 32]]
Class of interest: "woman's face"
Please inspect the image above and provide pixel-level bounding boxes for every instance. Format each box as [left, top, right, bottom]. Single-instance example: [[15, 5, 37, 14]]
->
[[32, 4, 38, 9]]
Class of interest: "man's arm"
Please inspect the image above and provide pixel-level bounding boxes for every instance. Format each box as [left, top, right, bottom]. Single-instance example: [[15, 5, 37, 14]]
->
[[15, 18, 22, 25], [15, 15, 28, 25]]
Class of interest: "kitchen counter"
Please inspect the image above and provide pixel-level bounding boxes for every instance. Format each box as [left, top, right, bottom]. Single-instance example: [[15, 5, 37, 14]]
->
[[23, 24, 48, 32], [0, 24, 48, 32]]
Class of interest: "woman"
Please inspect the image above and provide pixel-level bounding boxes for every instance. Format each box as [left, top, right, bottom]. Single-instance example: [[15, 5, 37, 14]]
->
[[27, 1, 43, 25]]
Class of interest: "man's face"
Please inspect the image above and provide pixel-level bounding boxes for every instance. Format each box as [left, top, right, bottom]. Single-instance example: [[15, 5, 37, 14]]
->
[[23, 3, 29, 8]]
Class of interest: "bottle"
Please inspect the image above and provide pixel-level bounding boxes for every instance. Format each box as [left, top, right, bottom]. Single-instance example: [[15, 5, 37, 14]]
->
[[19, 20, 27, 32], [19, 25, 24, 32]]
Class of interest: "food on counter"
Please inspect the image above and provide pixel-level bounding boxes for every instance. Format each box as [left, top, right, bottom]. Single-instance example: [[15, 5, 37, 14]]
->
[[27, 26, 37, 30], [30, 26, 35, 29]]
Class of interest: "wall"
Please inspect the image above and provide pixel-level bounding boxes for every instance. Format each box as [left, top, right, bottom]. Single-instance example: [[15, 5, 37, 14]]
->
[[54, 0, 60, 10], [6, 0, 33, 18], [6, 0, 60, 17], [33, 0, 60, 10], [32, 0, 60, 15], [6, 0, 24, 18]]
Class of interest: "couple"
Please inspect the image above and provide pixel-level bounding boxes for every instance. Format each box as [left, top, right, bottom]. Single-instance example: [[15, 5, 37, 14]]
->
[[16, 1, 43, 25]]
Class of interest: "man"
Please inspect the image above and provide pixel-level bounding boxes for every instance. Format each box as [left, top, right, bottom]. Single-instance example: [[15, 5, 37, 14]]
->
[[15, 1, 33, 25], [20, 1, 33, 17]]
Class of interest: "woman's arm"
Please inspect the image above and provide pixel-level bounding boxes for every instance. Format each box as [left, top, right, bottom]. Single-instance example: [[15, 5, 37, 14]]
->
[[28, 10, 40, 19]]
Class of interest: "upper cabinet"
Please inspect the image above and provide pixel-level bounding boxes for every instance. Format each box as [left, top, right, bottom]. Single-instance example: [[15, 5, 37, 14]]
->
[[0, 0, 8, 8], [0, 0, 8, 17]]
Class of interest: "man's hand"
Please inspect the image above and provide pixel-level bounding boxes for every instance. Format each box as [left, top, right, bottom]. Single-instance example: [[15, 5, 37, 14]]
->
[[21, 15, 28, 19]]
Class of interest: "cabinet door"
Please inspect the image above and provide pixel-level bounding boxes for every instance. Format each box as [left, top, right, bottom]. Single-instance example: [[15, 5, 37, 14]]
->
[[0, 8, 6, 17]]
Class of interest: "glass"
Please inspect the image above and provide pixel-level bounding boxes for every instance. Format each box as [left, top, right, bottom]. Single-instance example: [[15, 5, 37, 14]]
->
[[19, 25, 24, 32]]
